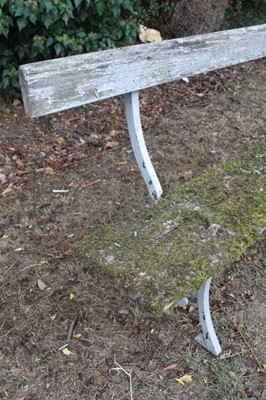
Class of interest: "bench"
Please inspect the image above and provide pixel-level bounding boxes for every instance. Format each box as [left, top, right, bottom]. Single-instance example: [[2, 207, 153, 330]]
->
[[19, 24, 266, 356]]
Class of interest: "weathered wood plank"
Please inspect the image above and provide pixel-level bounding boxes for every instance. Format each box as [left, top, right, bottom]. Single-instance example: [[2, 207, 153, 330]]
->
[[19, 24, 266, 117]]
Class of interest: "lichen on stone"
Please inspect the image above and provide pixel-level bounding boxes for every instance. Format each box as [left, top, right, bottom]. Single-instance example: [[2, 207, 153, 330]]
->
[[74, 143, 266, 315]]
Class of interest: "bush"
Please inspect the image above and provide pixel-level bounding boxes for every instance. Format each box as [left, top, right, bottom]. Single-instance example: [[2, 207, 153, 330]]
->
[[135, 0, 171, 31], [0, 0, 139, 97], [222, 0, 266, 30]]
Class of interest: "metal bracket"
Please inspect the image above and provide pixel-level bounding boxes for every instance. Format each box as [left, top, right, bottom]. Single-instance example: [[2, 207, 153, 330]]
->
[[124, 91, 163, 200], [125, 93, 221, 356], [195, 277, 222, 356]]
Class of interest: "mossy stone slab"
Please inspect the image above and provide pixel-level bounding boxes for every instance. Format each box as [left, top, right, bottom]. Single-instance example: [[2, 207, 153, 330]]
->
[[74, 144, 266, 315]]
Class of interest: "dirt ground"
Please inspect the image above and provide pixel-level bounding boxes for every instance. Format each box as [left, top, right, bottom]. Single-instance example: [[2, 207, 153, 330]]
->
[[0, 59, 266, 400]]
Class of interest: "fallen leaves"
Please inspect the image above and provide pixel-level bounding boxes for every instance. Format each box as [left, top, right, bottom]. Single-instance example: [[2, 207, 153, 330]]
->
[[60, 248, 72, 258], [2, 183, 14, 196], [70, 293, 75, 300], [73, 333, 81, 339], [105, 140, 119, 149], [15, 159, 24, 167], [14, 247, 23, 252], [44, 167, 54, 175], [164, 364, 177, 371], [176, 374, 193, 386], [227, 370, 237, 379], [0, 173, 7, 185], [180, 169, 194, 181], [163, 365, 192, 386], [62, 347, 72, 356], [12, 99, 21, 107], [37, 278, 48, 291], [139, 25, 162, 43], [16, 170, 30, 176]]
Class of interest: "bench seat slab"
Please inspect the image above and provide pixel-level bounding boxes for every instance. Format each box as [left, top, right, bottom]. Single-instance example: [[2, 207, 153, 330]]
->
[[75, 144, 266, 315]]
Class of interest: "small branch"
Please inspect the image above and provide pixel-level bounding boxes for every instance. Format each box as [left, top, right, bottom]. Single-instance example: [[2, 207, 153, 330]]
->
[[0, 262, 17, 276], [67, 315, 78, 341], [110, 356, 134, 400], [215, 296, 265, 372]]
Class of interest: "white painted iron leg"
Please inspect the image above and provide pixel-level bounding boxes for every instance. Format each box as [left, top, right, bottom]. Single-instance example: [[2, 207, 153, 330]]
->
[[124, 91, 163, 200], [194, 277, 222, 356]]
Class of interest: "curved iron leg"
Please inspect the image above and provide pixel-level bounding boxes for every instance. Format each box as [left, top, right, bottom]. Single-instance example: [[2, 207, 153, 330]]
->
[[124, 91, 163, 200], [195, 277, 222, 356]]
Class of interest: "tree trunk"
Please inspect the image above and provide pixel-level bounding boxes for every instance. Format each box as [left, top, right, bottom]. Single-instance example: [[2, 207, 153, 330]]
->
[[167, 0, 229, 37]]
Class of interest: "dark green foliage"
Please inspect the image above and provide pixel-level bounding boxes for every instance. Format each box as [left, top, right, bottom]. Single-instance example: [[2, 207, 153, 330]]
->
[[136, 0, 171, 31], [0, 0, 139, 95], [222, 0, 266, 29], [1, 0, 266, 97]]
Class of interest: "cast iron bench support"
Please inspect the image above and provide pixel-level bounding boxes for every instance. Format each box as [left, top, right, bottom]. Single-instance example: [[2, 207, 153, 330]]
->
[[125, 90, 163, 200], [126, 87, 222, 354], [125, 90, 221, 355], [195, 278, 222, 356]]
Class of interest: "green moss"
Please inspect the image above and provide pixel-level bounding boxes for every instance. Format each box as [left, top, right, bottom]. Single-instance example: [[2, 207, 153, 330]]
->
[[74, 143, 266, 315]]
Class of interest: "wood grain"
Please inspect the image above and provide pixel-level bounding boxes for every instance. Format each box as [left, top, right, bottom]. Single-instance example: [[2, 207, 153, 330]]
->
[[19, 24, 266, 117]]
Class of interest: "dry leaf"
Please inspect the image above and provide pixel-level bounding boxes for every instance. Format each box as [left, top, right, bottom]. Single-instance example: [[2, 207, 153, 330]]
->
[[227, 371, 236, 379], [56, 136, 65, 144], [0, 173, 7, 185], [176, 375, 192, 386], [180, 170, 193, 181], [62, 347, 72, 356], [61, 248, 72, 257], [70, 293, 75, 300], [14, 247, 23, 252], [37, 278, 48, 291], [73, 333, 82, 339], [108, 129, 116, 138], [2, 183, 14, 196], [139, 25, 162, 42], [164, 364, 177, 371], [63, 119, 71, 127], [106, 141, 119, 149], [44, 167, 54, 175], [16, 170, 30, 176], [15, 159, 24, 167], [220, 283, 228, 292], [12, 99, 21, 107]]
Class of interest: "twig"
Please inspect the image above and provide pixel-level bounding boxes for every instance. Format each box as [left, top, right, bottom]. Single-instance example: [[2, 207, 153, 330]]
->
[[67, 315, 78, 341], [110, 356, 134, 400], [18, 250, 56, 258], [215, 296, 265, 372], [79, 179, 101, 190], [20, 261, 49, 272], [0, 262, 17, 276]]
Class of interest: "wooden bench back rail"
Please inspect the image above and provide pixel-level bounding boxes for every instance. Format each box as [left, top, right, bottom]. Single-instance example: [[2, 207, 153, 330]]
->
[[19, 24, 266, 118], [19, 24, 266, 199]]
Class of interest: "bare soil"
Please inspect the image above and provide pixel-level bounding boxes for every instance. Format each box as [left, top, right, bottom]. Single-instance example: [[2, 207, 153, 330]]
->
[[0, 59, 266, 400]]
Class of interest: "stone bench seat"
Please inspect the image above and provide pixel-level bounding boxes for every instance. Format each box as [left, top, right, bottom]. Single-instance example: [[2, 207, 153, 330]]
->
[[75, 144, 266, 315]]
